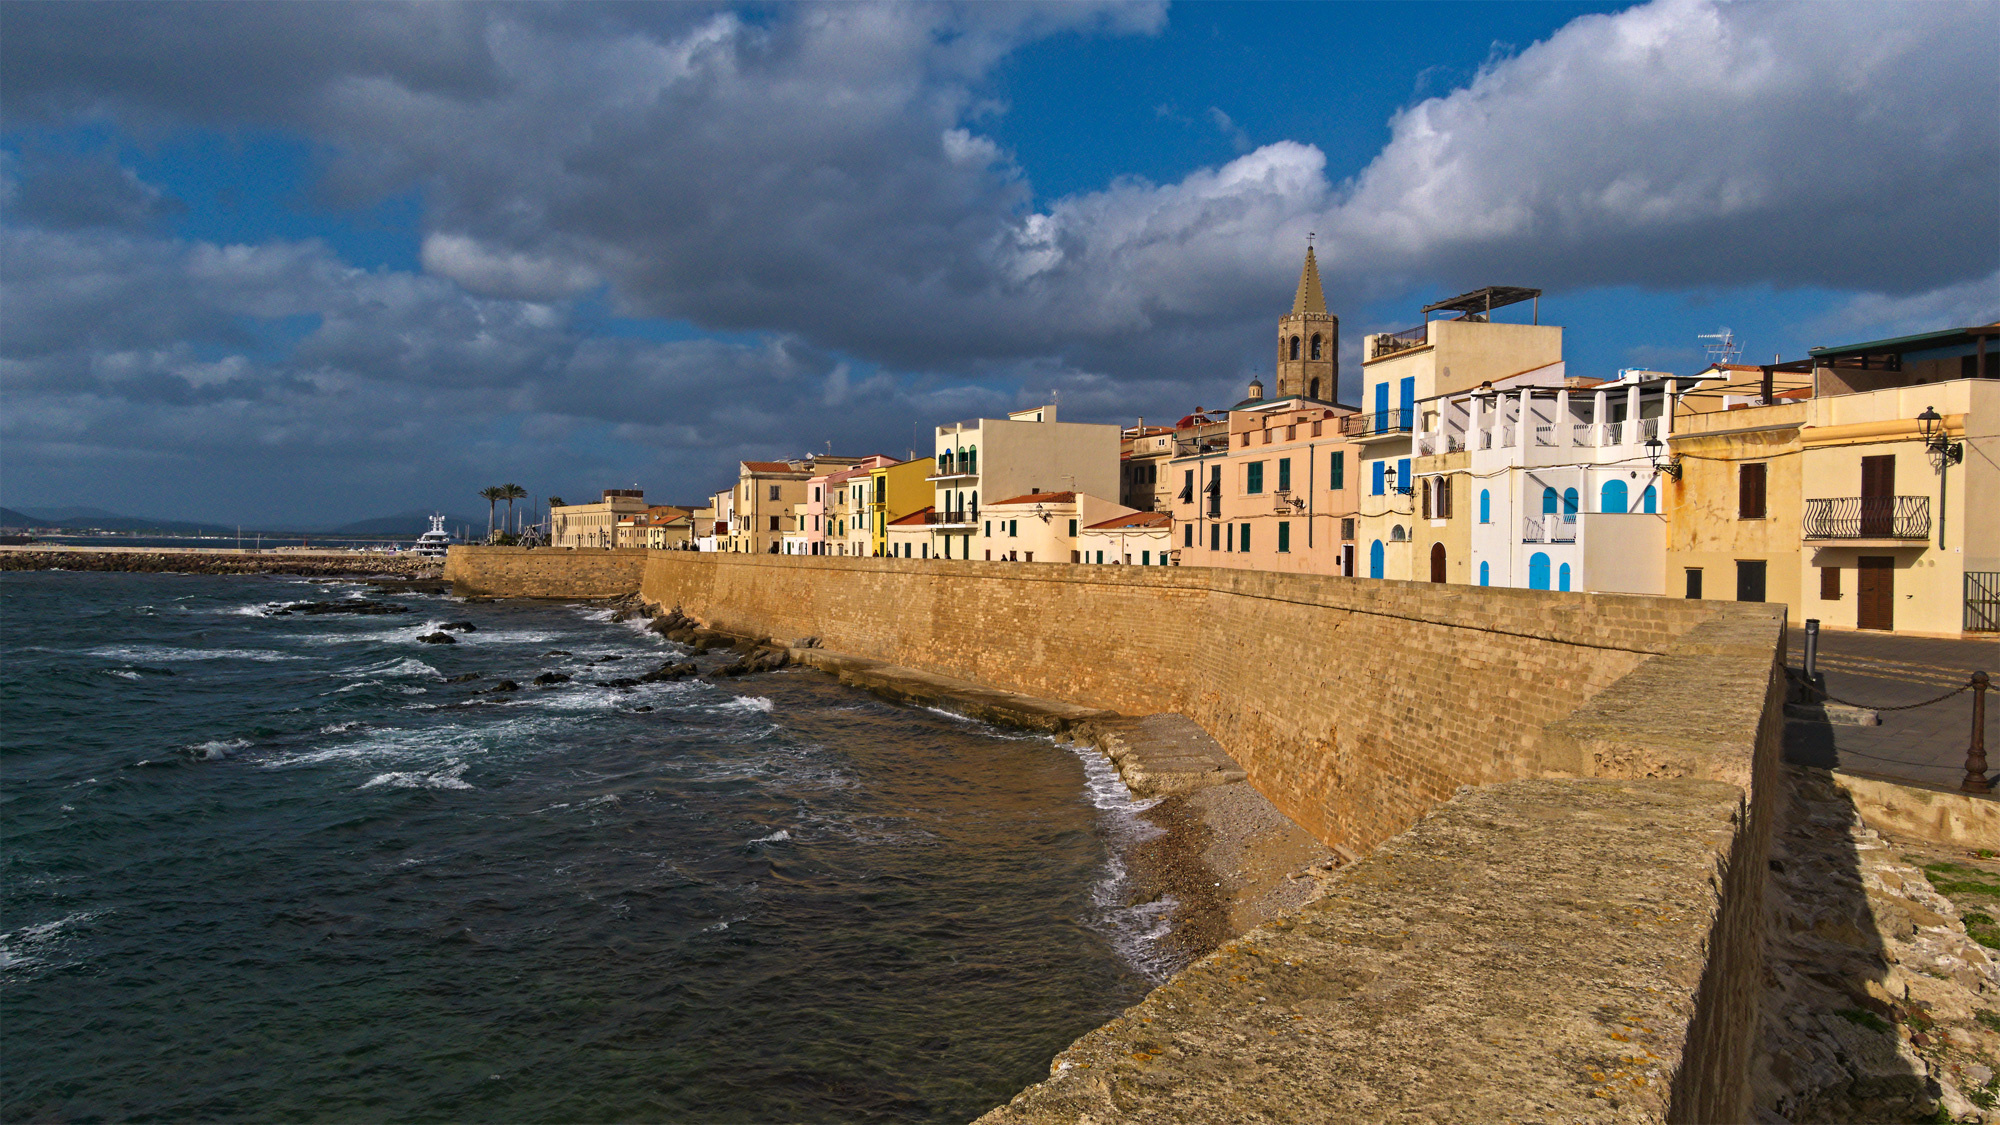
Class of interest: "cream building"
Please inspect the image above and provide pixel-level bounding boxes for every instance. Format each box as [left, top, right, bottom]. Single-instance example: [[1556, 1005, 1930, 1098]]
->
[[1167, 392, 1364, 576], [1357, 286, 1563, 580], [1078, 510, 1172, 566], [884, 507, 934, 558], [928, 404, 1121, 561], [552, 490, 649, 549], [975, 491, 1136, 563]]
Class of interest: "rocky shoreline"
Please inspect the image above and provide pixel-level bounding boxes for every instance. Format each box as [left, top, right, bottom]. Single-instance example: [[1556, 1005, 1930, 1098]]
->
[[0, 548, 441, 578]]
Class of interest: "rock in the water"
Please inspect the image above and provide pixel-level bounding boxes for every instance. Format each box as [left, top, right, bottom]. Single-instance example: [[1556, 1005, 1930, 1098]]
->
[[490, 680, 520, 692], [438, 621, 476, 632], [267, 600, 412, 617], [632, 706, 654, 713], [417, 632, 457, 645], [532, 671, 570, 686], [593, 677, 641, 689], [593, 654, 623, 663], [543, 650, 572, 657], [446, 672, 482, 684]]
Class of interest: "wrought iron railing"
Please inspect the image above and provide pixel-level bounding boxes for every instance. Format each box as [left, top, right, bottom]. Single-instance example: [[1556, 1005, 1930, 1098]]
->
[[925, 508, 978, 525], [1522, 515, 1577, 544], [1369, 324, 1428, 360], [1802, 496, 1929, 540], [1341, 409, 1412, 437], [1967, 571, 2000, 632]]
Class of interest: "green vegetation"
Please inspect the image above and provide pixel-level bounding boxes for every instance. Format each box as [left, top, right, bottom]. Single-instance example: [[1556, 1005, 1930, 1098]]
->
[[1836, 1008, 1893, 1034], [1916, 861, 2000, 900], [1975, 1010, 2000, 1034]]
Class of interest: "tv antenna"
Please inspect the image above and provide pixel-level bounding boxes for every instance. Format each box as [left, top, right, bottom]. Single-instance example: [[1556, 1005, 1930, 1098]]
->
[[1699, 327, 1740, 367]]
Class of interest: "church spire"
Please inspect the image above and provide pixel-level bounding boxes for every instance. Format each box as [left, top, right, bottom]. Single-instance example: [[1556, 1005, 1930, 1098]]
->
[[1291, 243, 1326, 315]]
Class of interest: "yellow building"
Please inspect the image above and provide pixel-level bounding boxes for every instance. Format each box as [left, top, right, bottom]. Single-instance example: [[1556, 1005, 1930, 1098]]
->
[[552, 490, 649, 549], [868, 457, 935, 556]]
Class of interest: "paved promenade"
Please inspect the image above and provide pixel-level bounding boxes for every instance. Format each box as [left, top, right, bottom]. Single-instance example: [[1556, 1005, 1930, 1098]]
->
[[1783, 624, 1999, 790]]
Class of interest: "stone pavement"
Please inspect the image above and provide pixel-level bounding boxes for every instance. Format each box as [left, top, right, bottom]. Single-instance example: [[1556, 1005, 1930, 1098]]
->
[[1784, 625, 2000, 790]]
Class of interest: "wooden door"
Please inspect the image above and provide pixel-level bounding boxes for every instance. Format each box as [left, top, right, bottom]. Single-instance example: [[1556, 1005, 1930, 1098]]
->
[[1429, 542, 1447, 583], [1857, 556, 1894, 630], [1860, 455, 1895, 536], [1342, 544, 1354, 576]]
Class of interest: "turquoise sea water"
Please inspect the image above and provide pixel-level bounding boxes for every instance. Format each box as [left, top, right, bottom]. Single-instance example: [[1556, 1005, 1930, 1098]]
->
[[0, 572, 1165, 1122]]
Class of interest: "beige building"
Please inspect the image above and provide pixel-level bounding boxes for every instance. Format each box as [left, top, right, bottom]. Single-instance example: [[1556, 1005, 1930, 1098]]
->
[[884, 507, 934, 558], [1079, 510, 1172, 566], [975, 491, 1136, 563], [725, 460, 816, 554], [552, 490, 649, 549], [1667, 324, 1998, 636], [929, 404, 1121, 561], [1168, 392, 1364, 575], [1357, 286, 1563, 579]]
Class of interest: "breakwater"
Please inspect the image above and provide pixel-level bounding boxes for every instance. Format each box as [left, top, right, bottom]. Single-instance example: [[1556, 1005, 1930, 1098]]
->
[[448, 547, 1788, 1122], [0, 546, 439, 578]]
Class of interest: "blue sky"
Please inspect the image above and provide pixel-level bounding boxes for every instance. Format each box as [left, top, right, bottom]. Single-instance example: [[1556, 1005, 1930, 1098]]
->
[[2, 0, 1994, 526]]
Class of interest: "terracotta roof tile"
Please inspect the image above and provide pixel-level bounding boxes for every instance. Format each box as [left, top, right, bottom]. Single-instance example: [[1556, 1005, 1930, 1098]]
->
[[1083, 511, 1171, 531], [887, 507, 934, 526], [988, 491, 1076, 506]]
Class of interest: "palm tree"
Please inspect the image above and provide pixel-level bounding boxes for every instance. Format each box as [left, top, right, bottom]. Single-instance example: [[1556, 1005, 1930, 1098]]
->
[[480, 486, 505, 541], [501, 483, 527, 538]]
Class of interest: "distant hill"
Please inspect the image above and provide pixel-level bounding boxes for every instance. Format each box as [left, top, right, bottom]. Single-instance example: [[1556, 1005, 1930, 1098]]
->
[[0, 507, 44, 528], [324, 510, 487, 537], [0, 506, 238, 535]]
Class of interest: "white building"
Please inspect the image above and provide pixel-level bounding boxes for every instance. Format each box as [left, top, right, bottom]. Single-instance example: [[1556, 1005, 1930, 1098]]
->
[[1415, 368, 1681, 593], [927, 404, 1121, 561]]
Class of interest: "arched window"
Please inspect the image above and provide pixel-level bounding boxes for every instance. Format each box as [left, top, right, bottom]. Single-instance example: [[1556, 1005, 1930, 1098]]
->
[[965, 446, 976, 473], [970, 490, 977, 517], [1430, 542, 1446, 583], [1310, 334, 1323, 360], [1390, 524, 1407, 542], [1479, 489, 1492, 524], [1542, 487, 1559, 514], [1601, 479, 1629, 514], [1368, 540, 1385, 579], [1289, 336, 1301, 361], [1479, 561, 1491, 586], [1559, 562, 1571, 591], [1642, 485, 1658, 514], [1561, 488, 1579, 520], [939, 450, 953, 474], [1309, 378, 1321, 400], [1528, 552, 1551, 590]]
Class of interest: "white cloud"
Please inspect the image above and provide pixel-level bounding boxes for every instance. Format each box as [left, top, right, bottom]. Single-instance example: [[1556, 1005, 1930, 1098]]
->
[[420, 233, 600, 300]]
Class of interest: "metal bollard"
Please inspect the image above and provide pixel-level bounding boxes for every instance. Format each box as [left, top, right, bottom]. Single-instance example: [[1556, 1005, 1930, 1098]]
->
[[1803, 619, 1820, 681], [1965, 671, 1992, 795]]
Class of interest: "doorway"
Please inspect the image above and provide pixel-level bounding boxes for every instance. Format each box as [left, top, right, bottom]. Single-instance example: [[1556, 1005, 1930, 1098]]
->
[[1341, 544, 1354, 577], [1860, 455, 1895, 537], [1429, 542, 1447, 583], [1858, 556, 1895, 630]]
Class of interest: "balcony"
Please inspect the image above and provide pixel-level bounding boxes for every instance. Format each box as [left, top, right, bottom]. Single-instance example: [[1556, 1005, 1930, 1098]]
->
[[1368, 324, 1428, 361], [1522, 515, 1577, 544], [925, 509, 979, 527], [1802, 496, 1930, 542], [1342, 409, 1414, 444]]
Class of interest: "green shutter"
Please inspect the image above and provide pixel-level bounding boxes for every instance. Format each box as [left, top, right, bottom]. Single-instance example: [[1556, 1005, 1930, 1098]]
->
[[1278, 521, 1290, 553], [1247, 462, 1263, 494], [1278, 458, 1291, 492], [1330, 451, 1345, 490]]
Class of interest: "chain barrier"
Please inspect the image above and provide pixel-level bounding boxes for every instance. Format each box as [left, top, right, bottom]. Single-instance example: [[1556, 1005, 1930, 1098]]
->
[[1784, 665, 1976, 712]]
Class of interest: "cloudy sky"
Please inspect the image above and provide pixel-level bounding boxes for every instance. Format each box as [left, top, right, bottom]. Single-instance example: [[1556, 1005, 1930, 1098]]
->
[[3, 0, 1995, 526]]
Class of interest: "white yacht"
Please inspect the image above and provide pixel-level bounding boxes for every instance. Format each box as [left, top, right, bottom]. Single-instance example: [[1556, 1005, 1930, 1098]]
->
[[412, 513, 454, 558]]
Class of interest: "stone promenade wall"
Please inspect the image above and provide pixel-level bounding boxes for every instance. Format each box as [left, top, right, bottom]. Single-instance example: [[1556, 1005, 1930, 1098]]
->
[[444, 546, 649, 599], [0, 546, 437, 577], [630, 551, 1780, 850]]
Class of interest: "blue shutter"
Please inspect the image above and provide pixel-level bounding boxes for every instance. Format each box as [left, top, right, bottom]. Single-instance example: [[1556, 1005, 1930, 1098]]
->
[[1398, 377, 1415, 427], [1372, 461, 1386, 496], [1368, 540, 1384, 579], [1479, 489, 1491, 524], [1397, 459, 1410, 492], [1528, 552, 1551, 590]]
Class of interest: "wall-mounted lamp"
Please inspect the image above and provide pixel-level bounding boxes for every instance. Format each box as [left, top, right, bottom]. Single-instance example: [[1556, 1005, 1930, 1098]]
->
[[1644, 435, 1682, 481], [1918, 406, 1963, 468]]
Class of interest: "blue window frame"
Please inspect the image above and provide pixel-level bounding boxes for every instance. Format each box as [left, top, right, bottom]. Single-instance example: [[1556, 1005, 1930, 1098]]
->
[[1601, 479, 1628, 513], [1369, 539, 1385, 579], [1528, 552, 1551, 590], [1479, 489, 1491, 524]]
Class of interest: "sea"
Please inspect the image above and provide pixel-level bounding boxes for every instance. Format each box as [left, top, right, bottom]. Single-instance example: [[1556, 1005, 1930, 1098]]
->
[[0, 571, 1172, 1123]]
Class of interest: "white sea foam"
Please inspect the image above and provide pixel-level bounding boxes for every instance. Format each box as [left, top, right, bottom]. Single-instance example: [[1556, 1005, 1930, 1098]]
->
[[1059, 739, 1178, 981], [924, 706, 972, 723], [319, 722, 362, 734], [106, 669, 141, 680], [361, 761, 473, 790], [715, 695, 775, 714], [334, 680, 383, 693], [749, 829, 791, 844], [0, 910, 100, 975], [86, 645, 302, 663], [344, 657, 440, 680], [189, 738, 250, 760]]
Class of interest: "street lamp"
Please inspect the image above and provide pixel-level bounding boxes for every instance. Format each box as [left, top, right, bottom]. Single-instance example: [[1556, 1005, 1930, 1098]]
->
[[1645, 435, 1682, 481], [1918, 406, 1964, 467]]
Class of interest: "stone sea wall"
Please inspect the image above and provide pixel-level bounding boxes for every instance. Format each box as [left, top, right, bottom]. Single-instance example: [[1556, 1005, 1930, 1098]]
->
[[443, 545, 650, 599], [445, 547, 1790, 1122], [0, 546, 439, 578]]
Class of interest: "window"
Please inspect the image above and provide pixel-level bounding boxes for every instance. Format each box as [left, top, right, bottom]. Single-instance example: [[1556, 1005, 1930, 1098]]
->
[[1278, 458, 1291, 492], [1739, 463, 1767, 520], [1247, 462, 1264, 494], [1330, 451, 1345, 490], [1736, 559, 1767, 602], [813, 487, 821, 502], [1240, 432, 1251, 447], [1642, 485, 1657, 515], [1310, 334, 1322, 360], [1685, 568, 1703, 599], [1558, 563, 1571, 592], [1369, 540, 1384, 579], [1374, 382, 1389, 424], [1372, 461, 1385, 496], [1185, 523, 1194, 547], [1289, 335, 1301, 360], [1278, 521, 1291, 553], [1096, 551, 1104, 564], [1561, 488, 1579, 521], [1009, 520, 1018, 537], [1821, 565, 1841, 600], [1068, 519, 1077, 536], [1542, 487, 1559, 514], [1239, 524, 1250, 552], [1479, 561, 1490, 586], [984, 521, 991, 537], [769, 516, 780, 532], [1142, 551, 1151, 565], [1399, 377, 1415, 424], [1210, 524, 1221, 551], [769, 485, 781, 502], [1397, 459, 1410, 493], [1479, 489, 1492, 524], [1340, 517, 1354, 540], [1601, 479, 1629, 514]]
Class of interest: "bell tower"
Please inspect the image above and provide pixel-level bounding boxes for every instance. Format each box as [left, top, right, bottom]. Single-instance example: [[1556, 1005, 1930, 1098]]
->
[[1276, 243, 1337, 401]]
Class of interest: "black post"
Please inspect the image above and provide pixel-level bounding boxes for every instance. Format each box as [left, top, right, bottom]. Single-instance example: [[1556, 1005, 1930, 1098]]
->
[[1965, 671, 1991, 795], [1803, 618, 1823, 696]]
